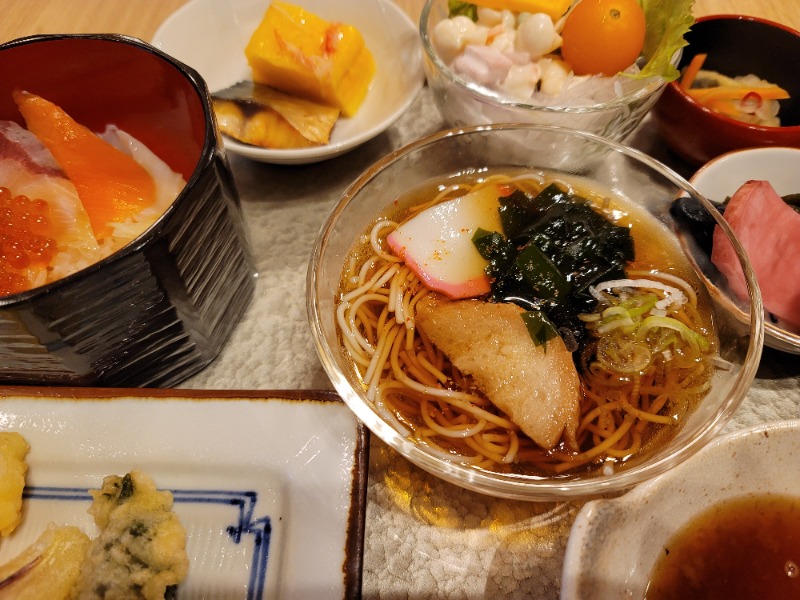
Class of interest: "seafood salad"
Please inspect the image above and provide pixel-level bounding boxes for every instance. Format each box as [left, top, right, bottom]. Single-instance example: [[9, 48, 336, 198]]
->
[[429, 0, 694, 105]]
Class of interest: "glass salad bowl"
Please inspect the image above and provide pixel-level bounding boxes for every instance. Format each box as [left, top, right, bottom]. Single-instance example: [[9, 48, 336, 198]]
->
[[419, 0, 688, 142]]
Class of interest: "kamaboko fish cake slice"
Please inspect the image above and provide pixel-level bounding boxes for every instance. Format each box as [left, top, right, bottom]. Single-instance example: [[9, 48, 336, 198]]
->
[[13, 90, 158, 250], [0, 120, 103, 296]]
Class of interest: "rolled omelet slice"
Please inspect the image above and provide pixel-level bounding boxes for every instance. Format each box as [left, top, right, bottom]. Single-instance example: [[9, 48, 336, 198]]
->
[[416, 297, 581, 450]]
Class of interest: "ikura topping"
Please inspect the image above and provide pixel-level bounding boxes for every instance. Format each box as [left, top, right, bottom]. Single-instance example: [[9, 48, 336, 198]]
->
[[0, 187, 57, 296]]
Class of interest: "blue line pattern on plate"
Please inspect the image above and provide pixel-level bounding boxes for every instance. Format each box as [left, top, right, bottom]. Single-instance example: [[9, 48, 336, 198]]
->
[[23, 485, 272, 599]]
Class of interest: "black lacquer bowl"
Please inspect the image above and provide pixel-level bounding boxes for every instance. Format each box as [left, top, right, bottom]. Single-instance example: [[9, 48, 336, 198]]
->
[[0, 34, 256, 387]]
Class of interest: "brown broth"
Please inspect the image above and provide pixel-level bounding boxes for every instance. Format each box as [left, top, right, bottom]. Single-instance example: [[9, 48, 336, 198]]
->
[[338, 170, 717, 476], [645, 494, 800, 600]]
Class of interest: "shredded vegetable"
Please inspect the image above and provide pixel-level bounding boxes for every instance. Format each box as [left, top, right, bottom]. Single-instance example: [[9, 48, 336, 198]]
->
[[580, 275, 710, 375], [679, 53, 790, 126]]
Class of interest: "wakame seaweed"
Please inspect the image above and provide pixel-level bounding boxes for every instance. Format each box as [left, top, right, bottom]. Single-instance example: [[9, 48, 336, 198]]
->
[[473, 183, 633, 347]]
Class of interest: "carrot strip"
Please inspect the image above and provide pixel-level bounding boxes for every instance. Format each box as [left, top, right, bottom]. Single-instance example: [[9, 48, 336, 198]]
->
[[702, 99, 743, 118], [686, 85, 789, 104], [687, 85, 790, 103], [680, 53, 707, 90]]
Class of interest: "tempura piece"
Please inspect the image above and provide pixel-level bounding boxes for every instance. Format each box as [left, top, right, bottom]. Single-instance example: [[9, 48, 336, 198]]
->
[[416, 297, 581, 450], [0, 431, 29, 537], [0, 524, 91, 599], [72, 470, 188, 600]]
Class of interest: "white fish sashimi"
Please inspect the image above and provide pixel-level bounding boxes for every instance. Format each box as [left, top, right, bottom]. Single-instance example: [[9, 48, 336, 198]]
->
[[98, 125, 186, 248], [0, 120, 103, 286]]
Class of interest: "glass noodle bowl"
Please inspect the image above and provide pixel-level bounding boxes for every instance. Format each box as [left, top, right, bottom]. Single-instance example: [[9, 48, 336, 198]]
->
[[420, 0, 679, 142], [307, 125, 764, 501]]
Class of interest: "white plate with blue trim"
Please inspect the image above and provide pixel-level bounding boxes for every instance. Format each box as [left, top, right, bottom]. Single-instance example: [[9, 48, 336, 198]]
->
[[0, 389, 367, 599]]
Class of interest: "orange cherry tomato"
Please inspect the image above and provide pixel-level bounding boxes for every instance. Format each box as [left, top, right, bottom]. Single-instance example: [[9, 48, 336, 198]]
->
[[561, 0, 646, 76]]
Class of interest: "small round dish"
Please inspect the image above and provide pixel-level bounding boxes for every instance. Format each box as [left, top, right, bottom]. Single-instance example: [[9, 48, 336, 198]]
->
[[561, 419, 800, 599], [652, 15, 800, 166], [691, 146, 800, 201], [153, 0, 425, 165], [689, 146, 800, 354]]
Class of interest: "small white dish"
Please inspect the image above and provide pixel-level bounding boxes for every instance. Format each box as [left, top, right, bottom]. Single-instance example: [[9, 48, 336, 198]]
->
[[691, 146, 800, 204], [152, 0, 425, 164], [690, 146, 800, 354], [561, 419, 800, 599], [0, 390, 367, 599]]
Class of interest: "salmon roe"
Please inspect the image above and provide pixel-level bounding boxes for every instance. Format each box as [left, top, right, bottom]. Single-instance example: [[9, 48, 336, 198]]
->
[[0, 186, 57, 296]]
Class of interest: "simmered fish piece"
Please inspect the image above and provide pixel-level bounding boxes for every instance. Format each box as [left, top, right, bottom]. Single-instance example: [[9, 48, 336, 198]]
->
[[212, 81, 340, 149]]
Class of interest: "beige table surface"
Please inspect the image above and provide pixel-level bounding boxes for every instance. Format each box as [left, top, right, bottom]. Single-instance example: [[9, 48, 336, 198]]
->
[[2, 0, 800, 41], [2, 2, 800, 599]]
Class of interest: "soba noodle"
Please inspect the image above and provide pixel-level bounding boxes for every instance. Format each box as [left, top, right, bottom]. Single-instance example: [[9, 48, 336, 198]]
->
[[337, 174, 716, 476]]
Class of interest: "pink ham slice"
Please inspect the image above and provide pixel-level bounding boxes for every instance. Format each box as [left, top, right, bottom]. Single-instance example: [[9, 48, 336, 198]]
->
[[711, 179, 800, 327]]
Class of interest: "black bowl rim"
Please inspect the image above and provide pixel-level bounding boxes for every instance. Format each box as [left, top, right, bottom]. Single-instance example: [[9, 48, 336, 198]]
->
[[0, 33, 219, 308]]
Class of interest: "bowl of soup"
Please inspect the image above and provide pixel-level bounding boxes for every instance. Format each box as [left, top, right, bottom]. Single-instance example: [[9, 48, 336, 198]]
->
[[652, 15, 800, 166], [419, 0, 690, 142], [307, 124, 764, 501], [0, 34, 256, 387]]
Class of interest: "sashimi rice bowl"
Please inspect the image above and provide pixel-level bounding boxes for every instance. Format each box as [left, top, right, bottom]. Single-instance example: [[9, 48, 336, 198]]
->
[[420, 0, 694, 141], [0, 34, 255, 387], [308, 124, 764, 500]]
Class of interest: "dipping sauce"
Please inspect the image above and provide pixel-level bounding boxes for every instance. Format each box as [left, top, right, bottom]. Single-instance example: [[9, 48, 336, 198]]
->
[[645, 494, 800, 599]]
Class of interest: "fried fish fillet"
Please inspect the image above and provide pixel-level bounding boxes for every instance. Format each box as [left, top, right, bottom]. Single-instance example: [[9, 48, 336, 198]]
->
[[416, 297, 581, 450]]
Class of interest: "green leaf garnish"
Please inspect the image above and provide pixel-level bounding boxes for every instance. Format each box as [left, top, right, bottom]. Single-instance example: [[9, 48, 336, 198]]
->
[[632, 0, 696, 82], [448, 0, 477, 20]]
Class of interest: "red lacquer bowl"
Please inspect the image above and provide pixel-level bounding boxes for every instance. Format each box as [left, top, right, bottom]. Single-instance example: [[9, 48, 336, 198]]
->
[[652, 15, 800, 166]]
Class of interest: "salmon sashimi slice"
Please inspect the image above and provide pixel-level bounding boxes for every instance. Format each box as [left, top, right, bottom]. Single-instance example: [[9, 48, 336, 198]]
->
[[98, 125, 185, 246], [12, 90, 157, 245], [711, 179, 800, 328], [0, 120, 102, 295]]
